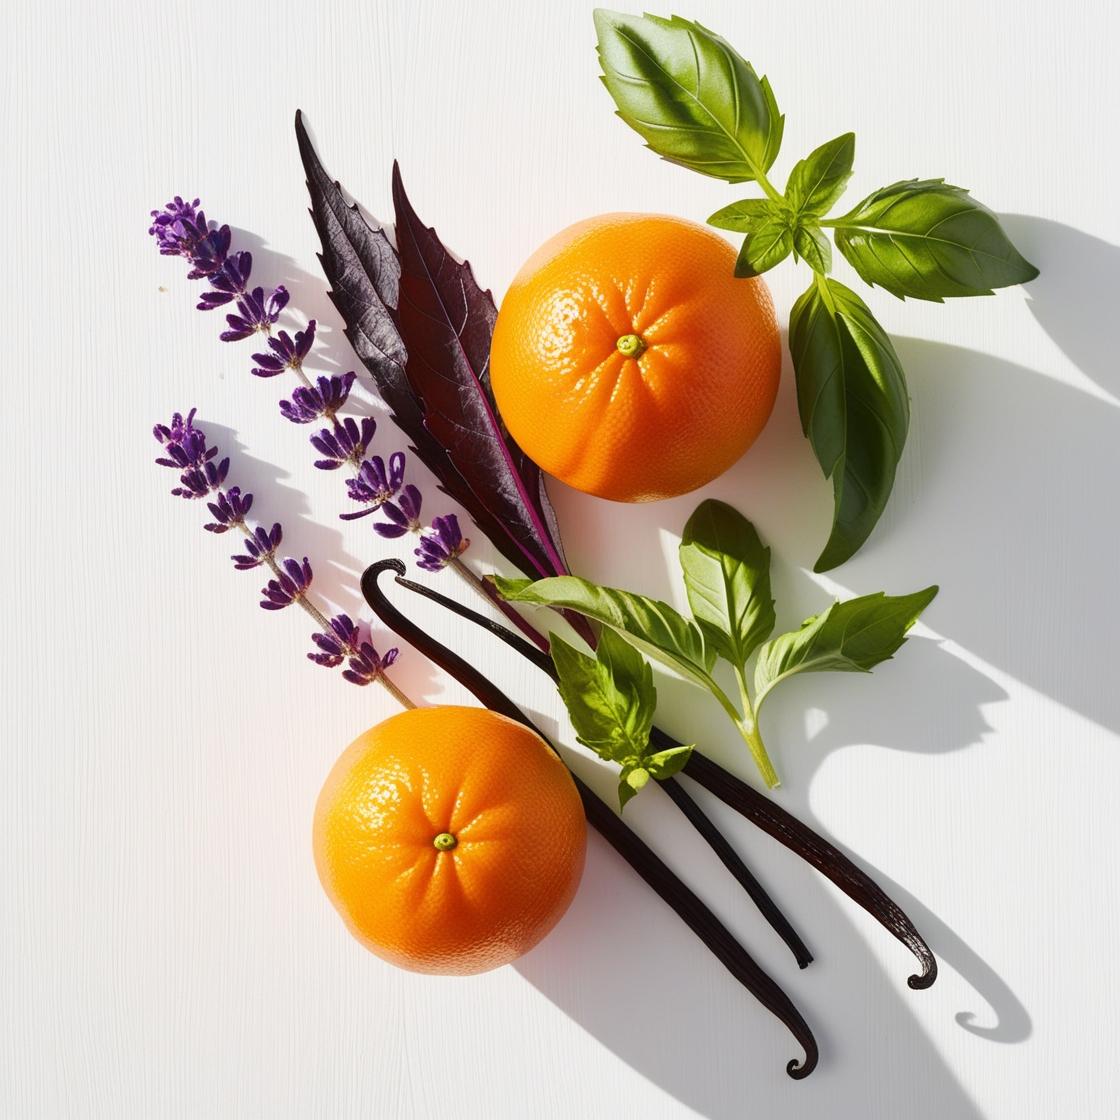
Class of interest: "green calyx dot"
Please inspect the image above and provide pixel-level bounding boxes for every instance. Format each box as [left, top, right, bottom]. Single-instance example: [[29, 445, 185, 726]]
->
[[432, 832, 458, 852], [616, 333, 647, 359]]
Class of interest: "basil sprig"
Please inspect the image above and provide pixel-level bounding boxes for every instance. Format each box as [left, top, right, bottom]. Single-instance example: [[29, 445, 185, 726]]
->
[[498, 499, 936, 790], [594, 10, 1038, 571], [551, 629, 694, 810]]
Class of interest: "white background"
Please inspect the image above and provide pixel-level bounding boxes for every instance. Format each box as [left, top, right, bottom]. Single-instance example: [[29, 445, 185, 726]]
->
[[5, 1, 1118, 1117]]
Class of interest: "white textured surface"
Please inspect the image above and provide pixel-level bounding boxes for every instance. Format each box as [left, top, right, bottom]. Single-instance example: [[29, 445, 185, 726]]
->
[[5, 1, 1119, 1116]]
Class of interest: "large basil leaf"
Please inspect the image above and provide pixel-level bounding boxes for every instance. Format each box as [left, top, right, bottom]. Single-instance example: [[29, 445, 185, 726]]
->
[[789, 277, 910, 572], [494, 574, 717, 688], [832, 179, 1039, 301], [679, 499, 775, 667], [753, 586, 938, 706], [594, 10, 783, 184], [550, 630, 655, 760], [785, 133, 855, 216]]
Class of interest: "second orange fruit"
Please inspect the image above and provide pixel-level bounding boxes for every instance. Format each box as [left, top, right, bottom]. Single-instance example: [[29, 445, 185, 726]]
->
[[490, 213, 781, 502], [313, 706, 586, 975]]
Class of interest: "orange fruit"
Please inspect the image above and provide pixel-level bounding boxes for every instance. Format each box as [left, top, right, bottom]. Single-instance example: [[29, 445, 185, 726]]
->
[[490, 213, 781, 502], [312, 706, 586, 975]]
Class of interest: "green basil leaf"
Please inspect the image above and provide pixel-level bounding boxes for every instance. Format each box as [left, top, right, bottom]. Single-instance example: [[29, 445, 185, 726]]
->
[[785, 132, 855, 216], [735, 219, 794, 277], [753, 586, 938, 706], [645, 744, 695, 780], [832, 179, 1040, 301], [789, 277, 910, 571], [550, 630, 655, 762], [618, 765, 649, 810], [494, 574, 717, 688], [707, 198, 786, 232], [792, 223, 832, 274], [594, 10, 783, 184], [679, 499, 775, 667]]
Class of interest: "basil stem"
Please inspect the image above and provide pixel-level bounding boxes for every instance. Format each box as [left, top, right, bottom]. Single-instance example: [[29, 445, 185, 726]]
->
[[361, 560, 818, 1079]]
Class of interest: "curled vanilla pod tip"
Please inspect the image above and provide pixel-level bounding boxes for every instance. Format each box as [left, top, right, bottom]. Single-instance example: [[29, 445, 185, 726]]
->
[[680, 746, 938, 990]]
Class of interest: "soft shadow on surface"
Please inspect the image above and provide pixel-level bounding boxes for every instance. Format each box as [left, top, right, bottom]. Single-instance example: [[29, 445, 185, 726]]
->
[[532, 322, 1059, 1112], [516, 623, 1014, 1118], [856, 339, 1120, 734], [1002, 215, 1120, 398], [517, 831, 983, 1120]]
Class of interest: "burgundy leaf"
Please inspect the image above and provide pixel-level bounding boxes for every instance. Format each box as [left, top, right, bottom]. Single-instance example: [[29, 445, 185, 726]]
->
[[390, 162, 569, 580], [295, 112, 568, 581]]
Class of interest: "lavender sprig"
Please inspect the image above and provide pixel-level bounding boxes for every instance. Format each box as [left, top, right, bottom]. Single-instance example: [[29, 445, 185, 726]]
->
[[150, 196, 466, 573], [153, 409, 412, 701]]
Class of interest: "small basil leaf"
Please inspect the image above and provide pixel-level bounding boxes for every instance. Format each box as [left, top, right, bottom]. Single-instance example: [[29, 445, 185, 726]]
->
[[785, 132, 855, 216], [645, 744, 695, 780], [753, 586, 938, 706], [832, 179, 1040, 301], [495, 574, 717, 688], [550, 631, 655, 762], [680, 499, 775, 667], [789, 277, 910, 571], [707, 198, 785, 233], [594, 10, 783, 184], [625, 766, 651, 791], [617, 766, 649, 810], [792, 223, 832, 274], [735, 219, 794, 277]]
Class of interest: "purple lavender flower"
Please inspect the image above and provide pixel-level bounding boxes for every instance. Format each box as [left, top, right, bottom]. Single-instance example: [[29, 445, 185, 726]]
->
[[221, 286, 289, 342], [341, 642, 399, 687], [310, 417, 376, 470], [153, 408, 213, 469], [151, 200, 469, 577], [375, 484, 424, 539], [198, 251, 253, 311], [172, 456, 230, 499], [341, 453, 405, 520], [148, 196, 202, 253], [154, 407, 402, 690], [252, 321, 317, 378], [204, 486, 253, 532], [148, 198, 230, 278], [308, 614, 399, 686], [279, 372, 356, 425], [260, 556, 313, 611], [415, 514, 469, 572], [232, 523, 283, 569]]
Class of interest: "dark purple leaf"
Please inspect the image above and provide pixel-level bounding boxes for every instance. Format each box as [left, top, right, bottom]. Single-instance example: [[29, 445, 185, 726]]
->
[[294, 111, 570, 583], [391, 163, 571, 581]]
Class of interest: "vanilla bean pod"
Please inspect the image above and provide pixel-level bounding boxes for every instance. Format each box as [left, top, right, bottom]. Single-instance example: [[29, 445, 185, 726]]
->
[[391, 567, 936, 989], [388, 569, 812, 969], [361, 560, 818, 1079]]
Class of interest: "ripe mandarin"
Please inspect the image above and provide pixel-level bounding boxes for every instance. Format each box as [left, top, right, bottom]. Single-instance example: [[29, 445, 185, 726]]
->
[[490, 213, 781, 502], [313, 706, 586, 975]]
